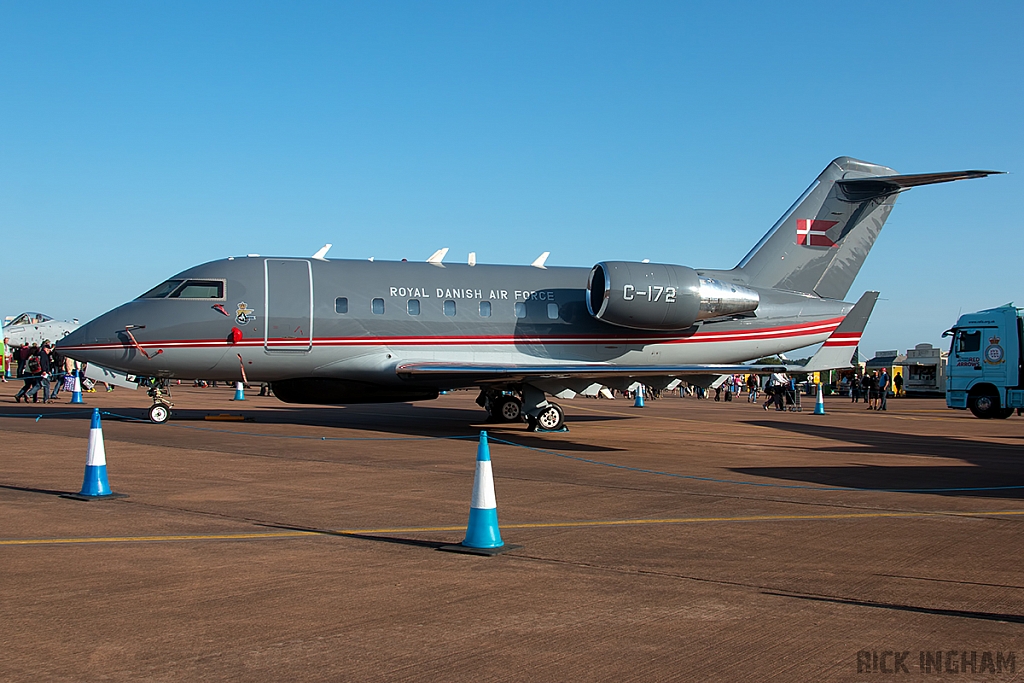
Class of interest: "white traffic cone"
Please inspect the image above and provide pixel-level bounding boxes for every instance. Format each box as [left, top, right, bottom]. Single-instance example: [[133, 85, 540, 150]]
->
[[233, 381, 245, 401], [633, 384, 645, 408]]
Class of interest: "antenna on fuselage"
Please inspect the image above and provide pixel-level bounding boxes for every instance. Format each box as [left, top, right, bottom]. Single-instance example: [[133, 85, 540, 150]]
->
[[468, 252, 477, 267], [531, 252, 550, 269], [641, 259, 650, 263], [312, 244, 332, 260], [427, 247, 449, 267]]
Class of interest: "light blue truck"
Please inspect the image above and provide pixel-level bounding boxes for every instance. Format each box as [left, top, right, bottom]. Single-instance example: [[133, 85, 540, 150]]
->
[[945, 304, 1024, 418]]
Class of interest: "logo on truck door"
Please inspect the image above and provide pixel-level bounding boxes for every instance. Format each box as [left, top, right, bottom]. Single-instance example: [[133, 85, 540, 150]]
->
[[984, 336, 1005, 364]]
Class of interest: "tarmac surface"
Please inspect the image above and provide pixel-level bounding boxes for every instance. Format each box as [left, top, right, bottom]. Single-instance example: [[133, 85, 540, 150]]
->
[[1, 383, 1023, 682]]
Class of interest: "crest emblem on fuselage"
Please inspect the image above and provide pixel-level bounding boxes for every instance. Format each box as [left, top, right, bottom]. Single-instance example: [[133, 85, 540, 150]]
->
[[236, 302, 256, 325]]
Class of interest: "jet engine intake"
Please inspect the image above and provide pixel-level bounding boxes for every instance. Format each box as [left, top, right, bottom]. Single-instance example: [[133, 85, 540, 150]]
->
[[586, 261, 759, 331]]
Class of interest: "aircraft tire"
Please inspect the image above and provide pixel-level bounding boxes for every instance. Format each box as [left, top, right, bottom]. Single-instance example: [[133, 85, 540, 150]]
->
[[148, 403, 171, 424], [495, 397, 523, 423], [535, 403, 565, 431]]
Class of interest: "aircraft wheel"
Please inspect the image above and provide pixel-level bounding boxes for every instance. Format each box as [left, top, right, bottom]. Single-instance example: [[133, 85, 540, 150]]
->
[[495, 396, 523, 423], [535, 403, 565, 431], [968, 393, 999, 419], [148, 403, 171, 424]]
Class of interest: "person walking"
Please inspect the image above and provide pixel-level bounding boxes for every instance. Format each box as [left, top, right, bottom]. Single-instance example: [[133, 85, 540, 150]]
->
[[0, 336, 7, 382], [893, 372, 904, 398], [26, 341, 54, 403], [14, 344, 40, 402]]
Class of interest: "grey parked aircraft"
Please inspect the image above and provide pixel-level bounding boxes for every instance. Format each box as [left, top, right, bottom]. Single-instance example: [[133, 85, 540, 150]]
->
[[58, 157, 998, 428]]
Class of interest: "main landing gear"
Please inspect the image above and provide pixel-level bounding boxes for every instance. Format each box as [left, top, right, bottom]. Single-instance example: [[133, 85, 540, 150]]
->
[[477, 386, 567, 432]]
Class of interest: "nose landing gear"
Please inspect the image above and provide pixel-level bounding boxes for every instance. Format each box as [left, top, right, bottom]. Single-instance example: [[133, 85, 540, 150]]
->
[[141, 378, 173, 424]]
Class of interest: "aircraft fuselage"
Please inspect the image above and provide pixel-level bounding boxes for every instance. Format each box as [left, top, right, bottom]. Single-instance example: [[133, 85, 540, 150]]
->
[[60, 256, 850, 388]]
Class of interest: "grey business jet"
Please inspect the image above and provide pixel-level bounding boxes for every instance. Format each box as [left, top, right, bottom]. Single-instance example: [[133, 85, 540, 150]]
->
[[58, 158, 998, 428]]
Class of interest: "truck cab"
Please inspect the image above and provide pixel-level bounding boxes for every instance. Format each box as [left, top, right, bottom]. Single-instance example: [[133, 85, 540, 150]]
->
[[945, 304, 1024, 418]]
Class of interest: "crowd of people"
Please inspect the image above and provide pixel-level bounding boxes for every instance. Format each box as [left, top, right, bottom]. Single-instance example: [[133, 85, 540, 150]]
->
[[1, 336, 107, 403]]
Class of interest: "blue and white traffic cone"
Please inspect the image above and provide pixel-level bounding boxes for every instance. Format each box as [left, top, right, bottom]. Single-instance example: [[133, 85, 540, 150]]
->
[[633, 384, 645, 408], [65, 409, 126, 500], [69, 370, 85, 404], [440, 431, 518, 555], [813, 383, 826, 415], [233, 381, 245, 401]]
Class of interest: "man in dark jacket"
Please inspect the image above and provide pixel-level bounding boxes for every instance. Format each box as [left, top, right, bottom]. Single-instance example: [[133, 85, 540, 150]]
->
[[25, 341, 53, 403]]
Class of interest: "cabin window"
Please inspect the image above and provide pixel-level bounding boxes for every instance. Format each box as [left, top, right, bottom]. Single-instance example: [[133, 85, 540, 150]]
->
[[372, 298, 385, 315], [138, 280, 185, 299], [479, 301, 491, 317], [335, 297, 348, 314], [547, 303, 559, 320], [408, 299, 420, 316], [443, 300, 456, 317], [514, 302, 526, 318], [957, 330, 981, 354], [168, 280, 224, 299]]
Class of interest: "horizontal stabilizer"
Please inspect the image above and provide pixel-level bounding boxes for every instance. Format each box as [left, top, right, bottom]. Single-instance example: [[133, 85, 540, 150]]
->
[[801, 291, 878, 372], [837, 170, 1003, 200]]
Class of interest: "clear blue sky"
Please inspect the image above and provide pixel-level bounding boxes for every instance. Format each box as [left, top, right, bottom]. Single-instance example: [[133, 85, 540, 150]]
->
[[2, 1, 1021, 357]]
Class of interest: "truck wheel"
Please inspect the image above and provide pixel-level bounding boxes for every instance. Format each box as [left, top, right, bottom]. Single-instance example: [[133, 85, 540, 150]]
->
[[968, 394, 999, 419], [996, 408, 1014, 419]]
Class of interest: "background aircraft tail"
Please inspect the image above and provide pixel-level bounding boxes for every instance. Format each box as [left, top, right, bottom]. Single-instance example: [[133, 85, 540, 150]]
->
[[733, 157, 997, 299]]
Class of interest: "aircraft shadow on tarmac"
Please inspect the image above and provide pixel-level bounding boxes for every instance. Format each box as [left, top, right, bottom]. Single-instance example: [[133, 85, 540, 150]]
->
[[733, 420, 1024, 499], [0, 402, 630, 454]]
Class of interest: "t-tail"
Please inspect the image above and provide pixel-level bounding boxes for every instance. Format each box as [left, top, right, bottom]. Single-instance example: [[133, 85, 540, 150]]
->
[[733, 157, 1000, 299]]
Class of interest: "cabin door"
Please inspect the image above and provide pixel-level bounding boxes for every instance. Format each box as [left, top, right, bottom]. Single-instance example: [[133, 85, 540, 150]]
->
[[264, 259, 313, 353]]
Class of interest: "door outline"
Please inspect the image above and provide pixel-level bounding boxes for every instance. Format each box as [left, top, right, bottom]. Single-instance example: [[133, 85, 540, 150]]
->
[[263, 259, 313, 353]]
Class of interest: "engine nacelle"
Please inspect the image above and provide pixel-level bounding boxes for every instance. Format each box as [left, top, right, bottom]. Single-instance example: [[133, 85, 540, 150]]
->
[[586, 261, 760, 331]]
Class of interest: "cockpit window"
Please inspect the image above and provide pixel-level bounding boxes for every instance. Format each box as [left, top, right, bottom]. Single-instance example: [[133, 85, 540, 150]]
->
[[137, 279, 225, 300], [9, 313, 52, 325], [169, 280, 225, 299], [139, 280, 185, 299]]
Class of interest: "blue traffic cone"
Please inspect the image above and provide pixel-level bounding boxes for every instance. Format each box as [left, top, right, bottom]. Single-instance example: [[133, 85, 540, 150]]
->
[[69, 370, 85, 404], [64, 409, 126, 500], [813, 383, 826, 415], [439, 432, 520, 555], [463, 431, 503, 548], [633, 384, 645, 408], [233, 381, 245, 401]]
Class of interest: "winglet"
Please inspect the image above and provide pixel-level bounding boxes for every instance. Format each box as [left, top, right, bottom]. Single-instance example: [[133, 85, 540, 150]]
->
[[800, 291, 878, 372]]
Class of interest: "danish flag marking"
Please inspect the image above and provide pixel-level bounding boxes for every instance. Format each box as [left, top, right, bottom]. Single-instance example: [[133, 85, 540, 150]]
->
[[796, 219, 839, 247]]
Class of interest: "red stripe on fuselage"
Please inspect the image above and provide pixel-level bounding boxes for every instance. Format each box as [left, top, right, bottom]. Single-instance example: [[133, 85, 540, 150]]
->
[[60, 317, 845, 352]]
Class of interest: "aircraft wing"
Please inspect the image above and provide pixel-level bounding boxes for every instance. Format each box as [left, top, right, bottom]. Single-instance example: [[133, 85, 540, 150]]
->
[[397, 291, 878, 385]]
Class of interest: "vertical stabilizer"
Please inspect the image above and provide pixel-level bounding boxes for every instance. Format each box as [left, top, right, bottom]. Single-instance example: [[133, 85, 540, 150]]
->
[[734, 158, 1000, 299], [735, 157, 897, 299]]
